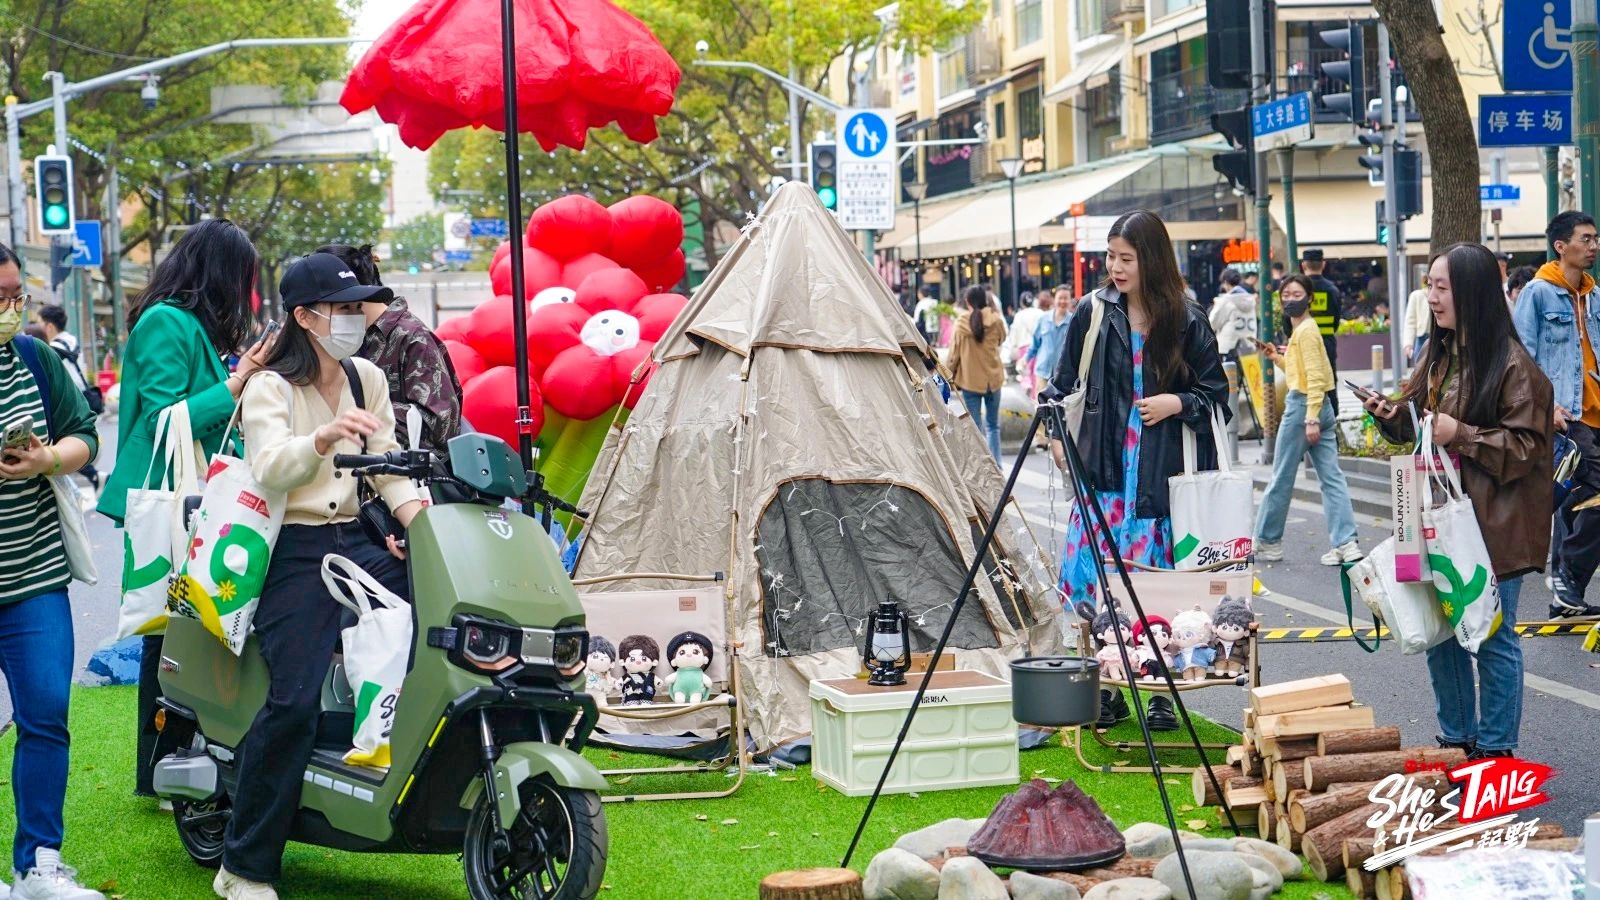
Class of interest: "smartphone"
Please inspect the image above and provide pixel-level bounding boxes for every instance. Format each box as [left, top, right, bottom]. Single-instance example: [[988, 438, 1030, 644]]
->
[[1344, 380, 1379, 401], [255, 319, 281, 347], [2, 415, 33, 460]]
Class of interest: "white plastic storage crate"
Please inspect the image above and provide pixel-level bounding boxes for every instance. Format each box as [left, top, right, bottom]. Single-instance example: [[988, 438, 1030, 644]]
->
[[808, 671, 1019, 797]]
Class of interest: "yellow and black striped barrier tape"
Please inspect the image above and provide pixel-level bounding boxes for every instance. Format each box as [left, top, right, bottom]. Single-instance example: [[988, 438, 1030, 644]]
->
[[1258, 621, 1597, 644]]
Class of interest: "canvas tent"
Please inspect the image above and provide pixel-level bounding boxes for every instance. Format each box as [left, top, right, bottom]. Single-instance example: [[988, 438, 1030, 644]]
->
[[573, 182, 1066, 751]]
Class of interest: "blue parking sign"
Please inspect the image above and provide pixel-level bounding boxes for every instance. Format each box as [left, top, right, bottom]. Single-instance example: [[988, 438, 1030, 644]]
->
[[1505, 1, 1572, 92], [1479, 94, 1572, 147]]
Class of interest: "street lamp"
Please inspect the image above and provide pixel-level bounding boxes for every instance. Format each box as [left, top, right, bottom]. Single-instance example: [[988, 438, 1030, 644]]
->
[[906, 181, 927, 296], [1000, 157, 1025, 314]]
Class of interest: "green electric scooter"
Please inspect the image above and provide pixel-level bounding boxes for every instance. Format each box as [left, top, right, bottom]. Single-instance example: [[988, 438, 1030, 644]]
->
[[151, 433, 608, 900]]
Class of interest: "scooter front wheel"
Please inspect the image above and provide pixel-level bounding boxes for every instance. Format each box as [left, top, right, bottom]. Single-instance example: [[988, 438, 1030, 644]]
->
[[463, 778, 607, 900], [173, 796, 230, 869]]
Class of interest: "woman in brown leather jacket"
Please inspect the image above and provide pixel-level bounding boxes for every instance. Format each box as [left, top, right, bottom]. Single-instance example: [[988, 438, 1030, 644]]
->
[[1366, 242, 1553, 760]]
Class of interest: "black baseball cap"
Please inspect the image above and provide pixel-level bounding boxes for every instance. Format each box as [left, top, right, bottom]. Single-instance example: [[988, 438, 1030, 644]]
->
[[280, 252, 393, 310]]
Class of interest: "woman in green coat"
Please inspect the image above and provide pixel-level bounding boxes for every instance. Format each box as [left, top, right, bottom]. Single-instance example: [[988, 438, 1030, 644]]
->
[[97, 219, 271, 802]]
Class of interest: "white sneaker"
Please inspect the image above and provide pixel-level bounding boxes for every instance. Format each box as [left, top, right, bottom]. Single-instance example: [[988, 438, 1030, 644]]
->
[[11, 858, 102, 900], [213, 867, 278, 900], [1321, 541, 1364, 566], [1256, 541, 1283, 562]]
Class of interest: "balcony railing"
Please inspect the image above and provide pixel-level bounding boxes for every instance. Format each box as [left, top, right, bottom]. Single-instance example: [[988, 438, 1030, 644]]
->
[[1149, 65, 1246, 144]]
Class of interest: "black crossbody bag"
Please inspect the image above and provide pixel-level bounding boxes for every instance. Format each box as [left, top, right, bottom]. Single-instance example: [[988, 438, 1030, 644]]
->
[[341, 359, 407, 546]]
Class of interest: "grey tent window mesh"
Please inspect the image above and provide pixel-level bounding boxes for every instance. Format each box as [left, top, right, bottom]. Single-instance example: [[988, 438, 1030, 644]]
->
[[755, 478, 999, 658]]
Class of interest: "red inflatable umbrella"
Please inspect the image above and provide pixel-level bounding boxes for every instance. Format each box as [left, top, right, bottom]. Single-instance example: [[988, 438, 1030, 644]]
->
[[341, 0, 680, 151], [339, 0, 680, 494]]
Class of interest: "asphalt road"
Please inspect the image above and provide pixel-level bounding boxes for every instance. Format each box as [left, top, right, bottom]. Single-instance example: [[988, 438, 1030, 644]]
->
[[1005, 439, 1600, 836]]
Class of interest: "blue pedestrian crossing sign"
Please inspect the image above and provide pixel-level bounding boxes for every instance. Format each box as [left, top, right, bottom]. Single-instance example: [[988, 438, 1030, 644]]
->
[[833, 108, 896, 231], [70, 221, 102, 268]]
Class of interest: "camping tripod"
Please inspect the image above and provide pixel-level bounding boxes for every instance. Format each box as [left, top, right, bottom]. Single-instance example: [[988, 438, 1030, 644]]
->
[[840, 390, 1240, 899]]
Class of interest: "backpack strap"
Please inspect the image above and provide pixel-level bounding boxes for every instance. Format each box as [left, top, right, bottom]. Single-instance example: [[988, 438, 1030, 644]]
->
[[13, 335, 55, 442]]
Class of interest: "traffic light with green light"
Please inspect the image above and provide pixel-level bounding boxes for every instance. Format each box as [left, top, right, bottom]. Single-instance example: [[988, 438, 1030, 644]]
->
[[34, 154, 74, 236], [809, 142, 838, 210]]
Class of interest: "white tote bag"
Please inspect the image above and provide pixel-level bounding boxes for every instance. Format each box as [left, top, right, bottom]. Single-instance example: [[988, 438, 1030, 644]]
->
[[48, 475, 96, 584], [1059, 296, 1104, 438], [1346, 536, 1453, 655], [169, 402, 286, 655], [117, 405, 201, 638], [322, 554, 412, 769], [1168, 404, 1254, 571], [1418, 417, 1503, 653]]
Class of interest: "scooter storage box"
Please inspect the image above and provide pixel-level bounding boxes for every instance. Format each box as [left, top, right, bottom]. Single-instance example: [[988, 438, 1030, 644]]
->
[[808, 670, 1018, 797]]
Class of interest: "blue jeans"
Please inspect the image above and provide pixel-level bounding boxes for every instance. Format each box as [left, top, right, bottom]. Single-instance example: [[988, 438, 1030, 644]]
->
[[1427, 576, 1524, 752], [1254, 391, 1358, 547], [0, 591, 74, 872], [962, 388, 1002, 461]]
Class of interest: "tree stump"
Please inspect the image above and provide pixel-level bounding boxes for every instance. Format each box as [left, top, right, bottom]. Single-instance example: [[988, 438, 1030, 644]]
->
[[759, 868, 865, 900], [1317, 726, 1402, 756]]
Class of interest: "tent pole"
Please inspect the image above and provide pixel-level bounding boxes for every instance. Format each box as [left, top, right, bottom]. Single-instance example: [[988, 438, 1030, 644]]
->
[[499, 0, 536, 514]]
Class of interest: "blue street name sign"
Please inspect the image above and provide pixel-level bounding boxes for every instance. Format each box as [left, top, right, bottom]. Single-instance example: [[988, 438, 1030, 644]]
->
[[468, 218, 508, 239], [1481, 184, 1522, 207], [444, 249, 472, 264], [1504, 0, 1572, 92], [70, 221, 102, 268], [1251, 92, 1314, 152], [1479, 93, 1572, 147]]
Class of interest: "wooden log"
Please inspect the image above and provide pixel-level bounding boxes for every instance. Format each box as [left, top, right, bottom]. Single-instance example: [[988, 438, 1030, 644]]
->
[[1266, 736, 1320, 762], [1377, 866, 1406, 900], [1291, 784, 1385, 833], [1080, 857, 1159, 880], [1318, 726, 1403, 756], [1227, 744, 1246, 766], [1230, 804, 1259, 828], [1191, 762, 1243, 806], [1275, 816, 1301, 852], [1302, 747, 1467, 792], [1346, 864, 1379, 899], [1251, 674, 1354, 716], [1262, 761, 1277, 802], [759, 869, 865, 900], [1303, 802, 1387, 881], [1259, 704, 1376, 739], [1271, 757, 1307, 800], [1342, 822, 1566, 873], [1241, 749, 1261, 778], [1226, 777, 1268, 810], [1257, 801, 1277, 836]]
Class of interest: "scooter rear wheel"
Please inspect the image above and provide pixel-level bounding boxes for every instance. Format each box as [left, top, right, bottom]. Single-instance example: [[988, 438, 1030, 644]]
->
[[174, 796, 230, 869], [463, 778, 607, 900]]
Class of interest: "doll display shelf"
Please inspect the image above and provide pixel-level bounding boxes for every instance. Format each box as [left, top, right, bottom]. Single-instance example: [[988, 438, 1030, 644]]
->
[[1063, 556, 1260, 776], [572, 571, 751, 803]]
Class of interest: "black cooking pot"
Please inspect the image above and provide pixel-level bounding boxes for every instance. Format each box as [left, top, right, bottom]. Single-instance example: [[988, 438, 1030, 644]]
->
[[1009, 656, 1101, 727]]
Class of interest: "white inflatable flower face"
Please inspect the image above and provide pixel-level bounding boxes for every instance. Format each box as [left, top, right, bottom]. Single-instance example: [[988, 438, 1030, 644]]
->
[[579, 310, 642, 357], [529, 286, 576, 312]]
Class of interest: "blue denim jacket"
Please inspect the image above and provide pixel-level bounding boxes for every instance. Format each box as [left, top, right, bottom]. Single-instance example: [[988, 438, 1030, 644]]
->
[[1029, 313, 1073, 383], [1513, 276, 1600, 416]]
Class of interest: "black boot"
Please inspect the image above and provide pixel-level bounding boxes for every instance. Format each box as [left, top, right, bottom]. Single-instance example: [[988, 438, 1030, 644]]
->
[[1146, 695, 1178, 732], [1096, 689, 1130, 729], [1436, 735, 1476, 755]]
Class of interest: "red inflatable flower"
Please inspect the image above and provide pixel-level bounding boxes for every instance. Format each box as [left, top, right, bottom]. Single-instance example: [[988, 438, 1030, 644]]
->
[[462, 366, 546, 450], [528, 269, 685, 420]]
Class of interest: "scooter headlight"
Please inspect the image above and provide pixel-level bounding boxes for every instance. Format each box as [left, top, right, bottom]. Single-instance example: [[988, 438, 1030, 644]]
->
[[460, 622, 518, 672], [552, 630, 588, 678]]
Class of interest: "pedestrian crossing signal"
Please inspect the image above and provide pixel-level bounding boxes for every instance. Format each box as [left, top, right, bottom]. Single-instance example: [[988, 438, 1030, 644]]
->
[[809, 142, 838, 210]]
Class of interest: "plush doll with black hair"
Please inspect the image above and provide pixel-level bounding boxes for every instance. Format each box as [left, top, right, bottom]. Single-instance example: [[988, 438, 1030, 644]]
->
[[664, 631, 714, 703], [618, 634, 660, 705]]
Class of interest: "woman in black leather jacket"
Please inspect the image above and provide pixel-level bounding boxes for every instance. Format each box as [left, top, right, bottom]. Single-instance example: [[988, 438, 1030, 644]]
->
[[1047, 210, 1230, 616]]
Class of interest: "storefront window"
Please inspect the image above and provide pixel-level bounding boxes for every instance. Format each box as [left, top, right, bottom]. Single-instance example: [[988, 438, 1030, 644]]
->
[[1016, 0, 1043, 47]]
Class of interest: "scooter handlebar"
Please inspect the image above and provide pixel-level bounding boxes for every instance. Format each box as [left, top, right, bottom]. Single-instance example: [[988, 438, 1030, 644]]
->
[[332, 452, 395, 469]]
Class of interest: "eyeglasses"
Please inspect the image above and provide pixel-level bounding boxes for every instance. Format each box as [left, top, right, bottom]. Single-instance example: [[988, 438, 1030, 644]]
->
[[0, 294, 31, 312]]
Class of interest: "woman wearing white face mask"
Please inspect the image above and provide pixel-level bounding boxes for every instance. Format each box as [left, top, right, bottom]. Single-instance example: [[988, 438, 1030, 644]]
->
[[217, 253, 422, 900]]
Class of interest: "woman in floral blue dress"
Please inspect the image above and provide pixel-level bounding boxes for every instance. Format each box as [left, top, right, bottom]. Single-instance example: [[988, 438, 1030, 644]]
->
[[1045, 210, 1230, 727]]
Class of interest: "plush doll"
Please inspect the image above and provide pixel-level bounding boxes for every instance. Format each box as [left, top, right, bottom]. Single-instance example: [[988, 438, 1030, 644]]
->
[[1130, 615, 1174, 681], [618, 635, 660, 705], [1090, 609, 1133, 682], [664, 631, 715, 704], [1169, 607, 1217, 682], [584, 636, 620, 700], [1210, 597, 1255, 678]]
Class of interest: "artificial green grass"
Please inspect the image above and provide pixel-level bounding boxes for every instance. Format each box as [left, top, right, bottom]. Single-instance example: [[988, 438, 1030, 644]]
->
[[0, 687, 1353, 898]]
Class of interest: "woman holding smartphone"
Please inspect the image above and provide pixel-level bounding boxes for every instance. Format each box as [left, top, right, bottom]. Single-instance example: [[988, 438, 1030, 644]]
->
[[1254, 274, 1363, 565], [1365, 242, 1552, 759]]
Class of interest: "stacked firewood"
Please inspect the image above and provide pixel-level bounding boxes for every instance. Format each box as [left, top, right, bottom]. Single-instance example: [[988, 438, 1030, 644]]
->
[[1188, 674, 1575, 898]]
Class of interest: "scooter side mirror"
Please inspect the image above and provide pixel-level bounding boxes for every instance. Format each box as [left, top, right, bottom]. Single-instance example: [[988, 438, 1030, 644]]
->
[[446, 433, 528, 499]]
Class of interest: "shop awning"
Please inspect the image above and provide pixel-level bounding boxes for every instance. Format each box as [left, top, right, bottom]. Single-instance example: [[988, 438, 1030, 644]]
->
[[877, 192, 970, 251], [886, 157, 1154, 259], [1269, 171, 1552, 258], [1044, 40, 1124, 101]]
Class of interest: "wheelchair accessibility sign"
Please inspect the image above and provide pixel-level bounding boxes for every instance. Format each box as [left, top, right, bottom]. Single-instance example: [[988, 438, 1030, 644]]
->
[[1505, 1, 1572, 92]]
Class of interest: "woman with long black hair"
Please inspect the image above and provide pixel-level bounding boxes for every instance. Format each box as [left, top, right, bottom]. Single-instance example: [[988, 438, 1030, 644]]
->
[[948, 285, 1007, 460], [98, 219, 270, 808], [1366, 242, 1552, 759]]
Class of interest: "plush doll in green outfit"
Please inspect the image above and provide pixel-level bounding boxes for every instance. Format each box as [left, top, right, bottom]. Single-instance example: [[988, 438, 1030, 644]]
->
[[664, 631, 714, 703]]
